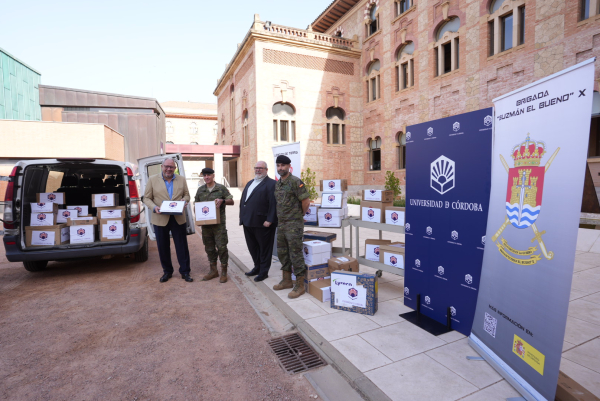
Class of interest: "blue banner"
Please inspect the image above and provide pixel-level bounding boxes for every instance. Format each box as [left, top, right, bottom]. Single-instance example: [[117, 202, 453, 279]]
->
[[404, 108, 493, 336]]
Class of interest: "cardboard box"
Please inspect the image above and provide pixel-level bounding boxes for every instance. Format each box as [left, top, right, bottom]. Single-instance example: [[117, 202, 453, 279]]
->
[[360, 201, 393, 223], [317, 207, 347, 228], [91, 193, 119, 208], [194, 201, 221, 226], [330, 271, 378, 315], [301, 276, 331, 292], [70, 225, 95, 244], [309, 279, 332, 303], [379, 243, 406, 269], [385, 206, 405, 226], [328, 256, 359, 274], [303, 231, 337, 243], [36, 192, 66, 205], [362, 189, 394, 202], [159, 200, 185, 215], [100, 218, 125, 242], [30, 212, 56, 226], [31, 202, 59, 214], [25, 224, 69, 247], [320, 192, 348, 209], [67, 205, 90, 216], [320, 179, 348, 192], [56, 208, 78, 224], [67, 216, 98, 226], [97, 206, 126, 219], [303, 240, 332, 266], [304, 205, 318, 222], [364, 239, 392, 262]]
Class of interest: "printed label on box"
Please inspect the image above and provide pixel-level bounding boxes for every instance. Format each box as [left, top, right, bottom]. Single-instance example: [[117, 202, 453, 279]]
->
[[31, 203, 55, 213], [102, 221, 124, 239], [30, 212, 55, 226], [195, 202, 217, 220], [362, 207, 382, 222], [304, 206, 318, 222], [385, 210, 405, 226], [32, 230, 56, 246], [383, 252, 404, 269], [39, 193, 65, 204], [364, 189, 383, 201], [67, 205, 89, 216], [365, 244, 382, 262], [100, 209, 123, 219], [57, 209, 76, 223], [160, 200, 185, 214], [331, 274, 367, 308], [94, 194, 116, 207], [321, 193, 346, 208], [70, 225, 95, 243]]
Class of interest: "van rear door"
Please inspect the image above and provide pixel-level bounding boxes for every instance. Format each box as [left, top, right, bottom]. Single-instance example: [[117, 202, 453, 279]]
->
[[138, 153, 196, 241]]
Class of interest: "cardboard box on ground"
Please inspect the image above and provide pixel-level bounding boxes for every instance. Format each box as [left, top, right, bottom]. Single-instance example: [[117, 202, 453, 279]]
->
[[330, 271, 378, 315], [194, 200, 220, 226], [302, 240, 332, 266]]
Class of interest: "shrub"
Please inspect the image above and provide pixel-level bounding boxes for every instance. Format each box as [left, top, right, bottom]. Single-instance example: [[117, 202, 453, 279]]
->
[[301, 168, 319, 201], [385, 171, 402, 200]]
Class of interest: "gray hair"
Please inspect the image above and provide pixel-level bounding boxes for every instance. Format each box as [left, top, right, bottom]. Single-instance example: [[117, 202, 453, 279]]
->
[[162, 158, 176, 166], [256, 160, 268, 169]]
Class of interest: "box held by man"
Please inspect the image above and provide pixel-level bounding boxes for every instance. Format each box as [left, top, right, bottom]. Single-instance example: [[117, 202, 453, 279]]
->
[[194, 200, 220, 225], [159, 200, 185, 215]]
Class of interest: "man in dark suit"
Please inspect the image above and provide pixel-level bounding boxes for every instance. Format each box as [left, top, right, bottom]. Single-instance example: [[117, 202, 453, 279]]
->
[[240, 161, 278, 282]]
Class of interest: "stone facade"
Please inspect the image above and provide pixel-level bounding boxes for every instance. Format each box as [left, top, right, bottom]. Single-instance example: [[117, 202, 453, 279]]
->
[[215, 2, 600, 193]]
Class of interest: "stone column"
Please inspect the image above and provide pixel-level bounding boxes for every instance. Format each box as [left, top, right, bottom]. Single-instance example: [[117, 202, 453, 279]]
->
[[214, 153, 224, 185], [513, 10, 519, 47], [494, 17, 500, 55], [450, 38, 457, 71], [437, 44, 443, 76], [408, 59, 413, 87]]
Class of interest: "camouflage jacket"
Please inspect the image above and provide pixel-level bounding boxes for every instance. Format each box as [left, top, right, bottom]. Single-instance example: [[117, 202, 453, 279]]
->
[[275, 174, 309, 223], [194, 183, 233, 223]]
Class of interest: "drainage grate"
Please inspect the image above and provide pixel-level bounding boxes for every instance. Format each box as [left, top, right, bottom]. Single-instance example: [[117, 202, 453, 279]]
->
[[268, 333, 327, 374]]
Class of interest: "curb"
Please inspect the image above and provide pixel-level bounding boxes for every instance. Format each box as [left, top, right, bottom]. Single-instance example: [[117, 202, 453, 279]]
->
[[228, 251, 392, 401]]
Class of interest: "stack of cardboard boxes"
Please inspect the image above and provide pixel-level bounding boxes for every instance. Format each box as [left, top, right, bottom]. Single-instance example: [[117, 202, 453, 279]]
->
[[318, 179, 348, 228]]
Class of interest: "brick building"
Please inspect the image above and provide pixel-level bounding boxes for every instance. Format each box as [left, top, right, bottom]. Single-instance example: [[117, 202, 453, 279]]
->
[[215, 0, 600, 194]]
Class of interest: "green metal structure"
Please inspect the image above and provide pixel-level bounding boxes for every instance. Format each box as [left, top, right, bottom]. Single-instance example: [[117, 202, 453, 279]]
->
[[0, 47, 41, 121]]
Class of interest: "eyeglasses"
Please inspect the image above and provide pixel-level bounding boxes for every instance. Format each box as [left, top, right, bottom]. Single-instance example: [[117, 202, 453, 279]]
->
[[254, 167, 266, 170], [163, 166, 175, 170]]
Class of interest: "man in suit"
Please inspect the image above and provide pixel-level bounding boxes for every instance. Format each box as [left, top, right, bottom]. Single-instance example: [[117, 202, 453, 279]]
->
[[143, 158, 193, 283], [240, 161, 278, 282]]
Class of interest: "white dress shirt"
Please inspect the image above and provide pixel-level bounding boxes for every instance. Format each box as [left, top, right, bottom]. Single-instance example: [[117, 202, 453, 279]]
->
[[245, 176, 266, 201]]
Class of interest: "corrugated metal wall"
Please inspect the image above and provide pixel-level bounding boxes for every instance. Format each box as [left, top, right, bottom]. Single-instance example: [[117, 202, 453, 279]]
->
[[0, 48, 41, 121], [39, 85, 166, 164]]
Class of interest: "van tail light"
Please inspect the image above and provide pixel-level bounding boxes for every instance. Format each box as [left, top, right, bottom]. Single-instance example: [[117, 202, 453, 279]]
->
[[126, 167, 142, 223], [3, 166, 19, 230]]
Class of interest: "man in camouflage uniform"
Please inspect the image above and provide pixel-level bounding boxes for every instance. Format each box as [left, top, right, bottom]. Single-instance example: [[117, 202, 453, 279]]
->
[[194, 167, 234, 283], [273, 155, 311, 299]]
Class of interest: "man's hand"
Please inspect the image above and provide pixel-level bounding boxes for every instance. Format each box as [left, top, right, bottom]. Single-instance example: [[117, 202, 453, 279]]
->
[[154, 206, 161, 214], [215, 199, 223, 208], [263, 221, 272, 227]]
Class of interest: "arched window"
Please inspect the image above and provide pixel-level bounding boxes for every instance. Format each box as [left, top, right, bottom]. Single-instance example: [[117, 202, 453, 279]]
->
[[166, 141, 174, 144], [190, 122, 198, 134], [221, 128, 225, 138], [369, 137, 382, 171], [395, 0, 411, 17], [396, 132, 406, 169], [230, 85, 235, 133], [272, 102, 296, 142], [243, 109, 249, 147], [366, 60, 381, 102], [326, 107, 346, 145], [166, 121, 174, 134], [434, 17, 460, 77], [395, 42, 415, 91], [488, 0, 525, 56], [366, 5, 379, 37]]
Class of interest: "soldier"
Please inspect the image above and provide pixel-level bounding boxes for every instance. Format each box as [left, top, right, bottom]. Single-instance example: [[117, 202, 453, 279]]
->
[[194, 167, 234, 283], [273, 155, 311, 298]]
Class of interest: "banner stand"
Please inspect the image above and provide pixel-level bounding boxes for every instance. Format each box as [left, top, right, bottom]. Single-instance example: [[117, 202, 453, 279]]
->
[[400, 294, 453, 336]]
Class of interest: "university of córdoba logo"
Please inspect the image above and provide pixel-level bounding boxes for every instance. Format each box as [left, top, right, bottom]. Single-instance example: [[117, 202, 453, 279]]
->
[[425, 296, 431, 304], [405, 223, 410, 231], [484, 115, 492, 126], [426, 226, 432, 235], [438, 266, 444, 275], [450, 306, 456, 316], [427, 127, 433, 136], [451, 230, 458, 240], [415, 259, 421, 268], [430, 155, 455, 195], [453, 122, 460, 132], [465, 274, 473, 285], [406, 132, 411, 141]]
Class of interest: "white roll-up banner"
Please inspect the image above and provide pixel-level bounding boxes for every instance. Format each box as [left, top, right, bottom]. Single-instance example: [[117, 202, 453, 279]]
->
[[272, 142, 302, 180]]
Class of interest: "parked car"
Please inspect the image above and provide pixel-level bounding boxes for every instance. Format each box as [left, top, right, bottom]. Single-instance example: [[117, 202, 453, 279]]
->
[[1, 153, 195, 272]]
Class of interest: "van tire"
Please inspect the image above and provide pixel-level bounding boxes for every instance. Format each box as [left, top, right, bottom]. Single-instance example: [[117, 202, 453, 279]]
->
[[23, 260, 48, 272], [134, 236, 149, 263]]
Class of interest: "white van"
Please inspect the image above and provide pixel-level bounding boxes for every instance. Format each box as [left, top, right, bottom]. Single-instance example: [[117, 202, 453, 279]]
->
[[2, 153, 195, 271]]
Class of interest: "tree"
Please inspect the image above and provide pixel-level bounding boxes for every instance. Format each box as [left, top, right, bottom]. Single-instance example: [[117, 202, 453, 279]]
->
[[385, 171, 402, 199], [301, 168, 319, 202]]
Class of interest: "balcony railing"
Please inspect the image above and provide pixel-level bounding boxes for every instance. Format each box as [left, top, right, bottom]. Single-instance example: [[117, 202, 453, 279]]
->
[[262, 23, 356, 49]]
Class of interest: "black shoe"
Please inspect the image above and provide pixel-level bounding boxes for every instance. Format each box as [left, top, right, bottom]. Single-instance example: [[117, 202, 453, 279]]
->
[[245, 268, 259, 277], [181, 274, 193, 282], [160, 273, 172, 283], [254, 274, 268, 282]]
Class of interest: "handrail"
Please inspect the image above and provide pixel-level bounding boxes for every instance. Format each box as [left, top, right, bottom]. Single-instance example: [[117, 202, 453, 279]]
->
[[221, 177, 230, 188]]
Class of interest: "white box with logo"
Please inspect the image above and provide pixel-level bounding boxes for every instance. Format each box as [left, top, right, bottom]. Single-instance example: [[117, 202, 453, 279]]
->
[[69, 225, 95, 244], [100, 219, 125, 242], [25, 224, 69, 246], [30, 212, 56, 226], [302, 240, 332, 266], [194, 201, 220, 225], [320, 179, 348, 193], [362, 189, 394, 202], [360, 201, 393, 223], [56, 208, 78, 224], [317, 207, 347, 228], [304, 205, 319, 222], [92, 193, 119, 208], [67, 205, 90, 216], [97, 206, 126, 219], [159, 200, 185, 215], [385, 207, 405, 226], [320, 192, 348, 209], [364, 239, 392, 262], [31, 203, 59, 213], [36, 192, 66, 205]]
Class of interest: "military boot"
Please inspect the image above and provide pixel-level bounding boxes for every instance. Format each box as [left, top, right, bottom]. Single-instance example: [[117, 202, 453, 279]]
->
[[219, 264, 228, 283], [273, 271, 293, 291], [202, 262, 219, 281], [288, 275, 306, 299]]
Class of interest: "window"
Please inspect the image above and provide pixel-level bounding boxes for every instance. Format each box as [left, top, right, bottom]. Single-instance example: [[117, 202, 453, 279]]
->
[[272, 102, 296, 142], [166, 141, 174, 144], [488, 0, 525, 56], [395, 42, 414, 91], [369, 137, 382, 171], [190, 122, 198, 134], [395, 0, 411, 17], [166, 121, 174, 134], [434, 17, 460, 77], [397, 132, 406, 169], [230, 85, 235, 133], [243, 110, 249, 147], [326, 107, 346, 145], [366, 5, 379, 37], [366, 60, 381, 102], [581, 0, 594, 20], [190, 142, 198, 145]]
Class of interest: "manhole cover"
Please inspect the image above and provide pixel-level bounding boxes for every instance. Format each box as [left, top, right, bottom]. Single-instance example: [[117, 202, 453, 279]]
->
[[268, 333, 326, 374]]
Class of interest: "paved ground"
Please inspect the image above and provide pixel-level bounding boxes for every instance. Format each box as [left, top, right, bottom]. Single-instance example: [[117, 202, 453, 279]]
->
[[0, 232, 315, 401]]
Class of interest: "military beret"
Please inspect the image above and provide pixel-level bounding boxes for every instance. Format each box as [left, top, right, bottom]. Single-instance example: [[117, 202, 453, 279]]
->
[[276, 155, 292, 164], [201, 167, 215, 175]]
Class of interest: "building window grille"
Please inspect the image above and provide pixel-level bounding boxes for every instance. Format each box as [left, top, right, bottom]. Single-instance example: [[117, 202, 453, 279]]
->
[[272, 102, 295, 142], [366, 60, 381, 102], [488, 0, 526, 55], [326, 107, 346, 145], [397, 132, 406, 169], [395, 42, 414, 91], [369, 137, 382, 171], [434, 17, 460, 77]]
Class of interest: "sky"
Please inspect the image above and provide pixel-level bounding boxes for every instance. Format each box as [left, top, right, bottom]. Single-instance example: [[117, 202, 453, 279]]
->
[[1, 0, 331, 104]]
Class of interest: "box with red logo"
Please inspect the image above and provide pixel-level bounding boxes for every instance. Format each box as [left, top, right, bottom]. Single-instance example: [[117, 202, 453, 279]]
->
[[364, 239, 392, 262], [36, 192, 66, 205], [360, 201, 393, 223], [31, 202, 59, 214], [319, 179, 348, 192], [100, 218, 125, 242], [29, 211, 56, 226], [320, 192, 347, 209], [91, 193, 119, 208], [56, 208, 78, 224], [317, 207, 347, 228], [25, 224, 69, 247], [378, 242, 406, 270], [302, 240, 332, 266], [69, 225, 95, 244], [362, 189, 394, 202], [330, 271, 378, 315], [384, 206, 405, 226], [159, 200, 185, 215], [67, 205, 90, 216], [97, 206, 126, 219], [304, 205, 319, 226], [194, 200, 220, 226]]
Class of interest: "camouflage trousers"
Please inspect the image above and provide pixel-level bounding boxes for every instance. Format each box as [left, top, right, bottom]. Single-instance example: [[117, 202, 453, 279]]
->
[[276, 224, 306, 277], [201, 223, 229, 265]]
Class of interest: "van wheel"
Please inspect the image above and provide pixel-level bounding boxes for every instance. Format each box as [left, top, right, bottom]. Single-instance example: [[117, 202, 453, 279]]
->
[[23, 260, 48, 272], [134, 236, 149, 263]]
